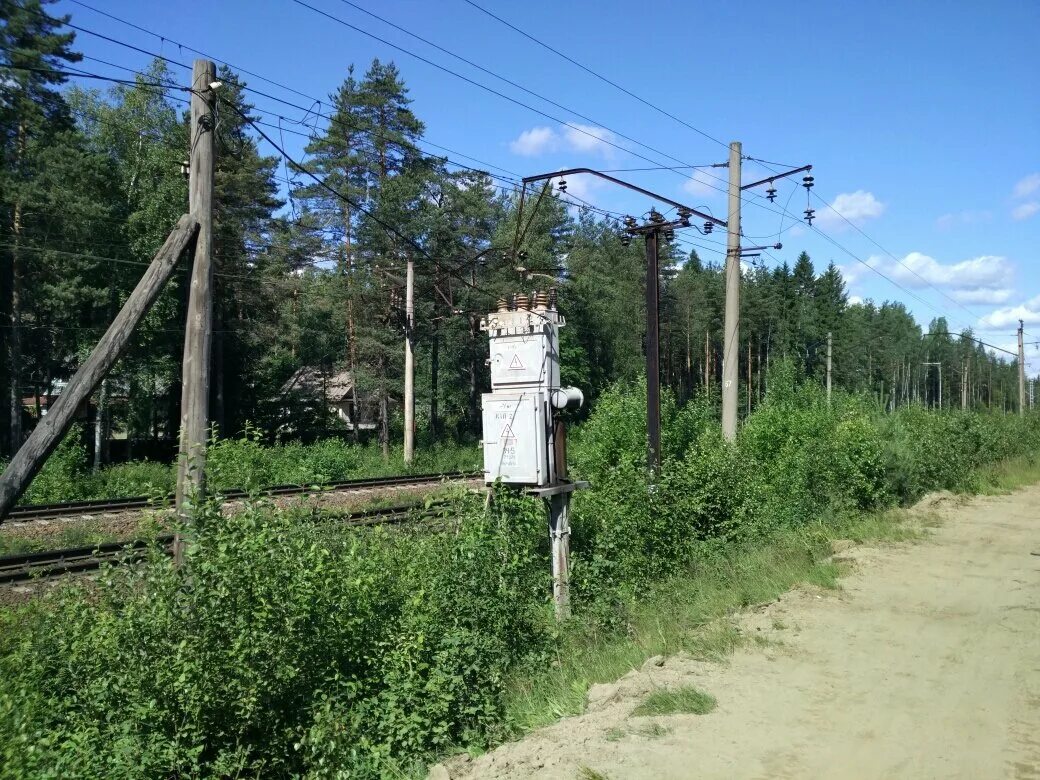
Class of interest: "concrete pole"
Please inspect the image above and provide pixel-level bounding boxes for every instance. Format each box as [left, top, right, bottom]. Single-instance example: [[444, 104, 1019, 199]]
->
[[403, 257, 415, 463], [826, 331, 833, 404], [1018, 319, 1026, 417], [722, 141, 741, 441], [175, 60, 216, 548], [549, 492, 571, 620], [549, 420, 571, 620], [962, 360, 968, 411]]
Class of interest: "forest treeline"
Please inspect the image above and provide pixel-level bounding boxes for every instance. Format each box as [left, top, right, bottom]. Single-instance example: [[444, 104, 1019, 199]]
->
[[0, 1, 1030, 463]]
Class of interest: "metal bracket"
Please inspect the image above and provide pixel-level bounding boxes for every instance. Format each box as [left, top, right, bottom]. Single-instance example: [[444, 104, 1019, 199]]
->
[[524, 479, 590, 498]]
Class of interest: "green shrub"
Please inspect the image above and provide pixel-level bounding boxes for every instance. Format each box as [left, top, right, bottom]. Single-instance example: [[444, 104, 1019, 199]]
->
[[0, 489, 550, 778], [4, 367, 1039, 777]]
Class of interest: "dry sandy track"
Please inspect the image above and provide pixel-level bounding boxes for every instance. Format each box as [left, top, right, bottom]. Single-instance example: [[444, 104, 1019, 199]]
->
[[444, 486, 1040, 780]]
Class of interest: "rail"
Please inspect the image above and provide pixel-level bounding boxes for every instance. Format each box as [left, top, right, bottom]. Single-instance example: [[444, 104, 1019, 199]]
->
[[5, 471, 476, 523], [0, 501, 439, 585]]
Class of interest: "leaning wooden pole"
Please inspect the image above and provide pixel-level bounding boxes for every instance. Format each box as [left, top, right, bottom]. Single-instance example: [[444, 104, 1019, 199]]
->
[[175, 60, 217, 549], [0, 216, 199, 520]]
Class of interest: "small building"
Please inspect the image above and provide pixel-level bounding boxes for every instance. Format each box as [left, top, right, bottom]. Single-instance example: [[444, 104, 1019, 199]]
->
[[278, 367, 376, 433]]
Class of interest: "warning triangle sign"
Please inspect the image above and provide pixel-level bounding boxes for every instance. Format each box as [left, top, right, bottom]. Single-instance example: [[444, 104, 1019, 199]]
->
[[501, 423, 517, 441], [508, 353, 525, 370]]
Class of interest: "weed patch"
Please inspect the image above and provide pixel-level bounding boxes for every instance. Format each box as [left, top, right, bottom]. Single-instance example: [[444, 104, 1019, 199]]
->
[[632, 687, 717, 717]]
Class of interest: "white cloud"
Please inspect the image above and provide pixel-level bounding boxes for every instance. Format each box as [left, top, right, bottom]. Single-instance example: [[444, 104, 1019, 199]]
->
[[951, 288, 1013, 305], [837, 255, 882, 288], [1013, 173, 1040, 199], [979, 295, 1040, 329], [815, 190, 885, 229], [509, 126, 557, 156], [507, 123, 620, 158], [935, 210, 991, 230], [681, 169, 723, 198], [562, 123, 616, 157], [1011, 202, 1040, 221], [890, 251, 1012, 291], [560, 172, 603, 202], [848, 295, 864, 306]]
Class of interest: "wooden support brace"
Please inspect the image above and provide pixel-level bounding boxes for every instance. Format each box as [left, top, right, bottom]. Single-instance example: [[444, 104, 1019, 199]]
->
[[0, 215, 199, 521]]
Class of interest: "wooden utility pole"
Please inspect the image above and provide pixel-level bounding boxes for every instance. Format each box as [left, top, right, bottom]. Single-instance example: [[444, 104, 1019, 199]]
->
[[1018, 319, 1026, 416], [722, 141, 741, 441], [175, 60, 217, 534], [826, 331, 833, 403], [0, 217, 198, 519], [403, 256, 415, 464]]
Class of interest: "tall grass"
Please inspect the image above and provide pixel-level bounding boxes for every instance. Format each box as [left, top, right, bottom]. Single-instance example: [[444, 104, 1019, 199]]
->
[[10, 429, 480, 505]]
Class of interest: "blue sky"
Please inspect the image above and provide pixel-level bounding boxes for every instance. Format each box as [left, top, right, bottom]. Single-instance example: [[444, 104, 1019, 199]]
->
[[55, 0, 1040, 368]]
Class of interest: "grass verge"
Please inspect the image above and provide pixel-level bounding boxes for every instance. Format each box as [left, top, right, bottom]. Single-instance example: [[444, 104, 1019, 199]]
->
[[632, 686, 717, 717], [972, 453, 1040, 494], [504, 501, 925, 733], [502, 454, 1040, 742]]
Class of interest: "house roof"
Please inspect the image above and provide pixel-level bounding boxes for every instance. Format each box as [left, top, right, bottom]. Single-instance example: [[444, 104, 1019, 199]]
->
[[279, 367, 355, 402]]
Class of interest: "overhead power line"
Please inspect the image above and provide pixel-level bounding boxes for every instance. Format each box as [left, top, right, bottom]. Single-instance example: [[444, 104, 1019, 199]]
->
[[23, 7, 989, 344], [45, 2, 794, 229], [749, 158, 986, 327], [66, 0, 317, 101], [285, 0, 778, 213], [460, 0, 729, 151], [327, 0, 713, 176]]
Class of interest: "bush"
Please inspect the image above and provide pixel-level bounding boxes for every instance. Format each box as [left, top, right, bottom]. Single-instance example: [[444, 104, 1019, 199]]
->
[[0, 489, 550, 778], [4, 365, 1039, 776]]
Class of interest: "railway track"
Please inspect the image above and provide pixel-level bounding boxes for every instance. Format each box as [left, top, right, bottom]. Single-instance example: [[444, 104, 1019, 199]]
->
[[4, 471, 475, 523], [0, 502, 433, 585]]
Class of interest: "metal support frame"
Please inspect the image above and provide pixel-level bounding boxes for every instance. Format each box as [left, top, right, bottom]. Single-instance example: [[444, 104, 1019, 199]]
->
[[522, 167, 727, 228], [741, 164, 813, 192]]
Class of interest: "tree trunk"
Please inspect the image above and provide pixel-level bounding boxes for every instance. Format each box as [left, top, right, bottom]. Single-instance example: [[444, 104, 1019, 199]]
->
[[379, 389, 389, 461], [212, 299, 225, 438], [347, 297, 360, 443], [9, 196, 23, 451], [430, 327, 440, 438], [93, 378, 108, 471], [468, 314, 478, 433]]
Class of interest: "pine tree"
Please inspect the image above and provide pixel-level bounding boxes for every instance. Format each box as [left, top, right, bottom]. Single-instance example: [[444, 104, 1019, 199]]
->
[[0, 0, 82, 453]]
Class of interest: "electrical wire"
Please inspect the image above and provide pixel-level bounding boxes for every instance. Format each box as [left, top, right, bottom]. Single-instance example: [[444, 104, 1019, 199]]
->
[[285, 0, 781, 213], [459, 0, 729, 151], [34, 3, 797, 234]]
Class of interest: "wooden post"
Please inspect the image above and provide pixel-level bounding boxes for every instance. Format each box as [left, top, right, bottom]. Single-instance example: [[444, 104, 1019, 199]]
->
[[0, 216, 198, 520], [175, 60, 217, 540]]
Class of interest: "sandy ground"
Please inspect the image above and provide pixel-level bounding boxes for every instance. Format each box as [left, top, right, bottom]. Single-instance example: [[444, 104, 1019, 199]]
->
[[442, 486, 1040, 780]]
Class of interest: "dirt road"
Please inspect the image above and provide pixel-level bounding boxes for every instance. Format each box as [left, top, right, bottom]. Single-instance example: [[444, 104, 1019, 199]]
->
[[445, 486, 1040, 779]]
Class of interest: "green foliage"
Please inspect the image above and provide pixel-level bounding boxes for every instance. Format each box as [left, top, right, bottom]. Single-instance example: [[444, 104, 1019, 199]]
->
[[14, 426, 87, 504], [0, 489, 551, 778], [3, 376, 1040, 777], [631, 686, 717, 717], [568, 362, 1040, 611], [13, 430, 479, 505]]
